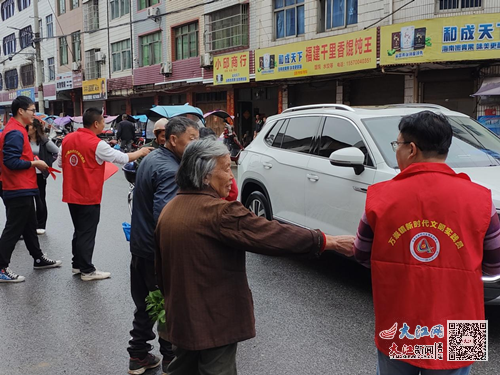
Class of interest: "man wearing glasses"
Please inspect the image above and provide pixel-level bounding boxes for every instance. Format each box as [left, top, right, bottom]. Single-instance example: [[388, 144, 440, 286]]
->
[[0, 96, 62, 283], [354, 111, 500, 374]]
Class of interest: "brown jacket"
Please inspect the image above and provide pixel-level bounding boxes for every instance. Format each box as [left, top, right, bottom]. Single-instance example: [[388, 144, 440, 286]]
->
[[155, 187, 324, 351]]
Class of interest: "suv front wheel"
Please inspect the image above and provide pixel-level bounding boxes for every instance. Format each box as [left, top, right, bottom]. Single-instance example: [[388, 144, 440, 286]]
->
[[245, 191, 272, 220]]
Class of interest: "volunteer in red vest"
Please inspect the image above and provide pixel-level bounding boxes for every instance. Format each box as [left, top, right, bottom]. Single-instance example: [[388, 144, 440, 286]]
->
[[0, 96, 62, 283], [57, 108, 152, 281], [354, 111, 500, 374]]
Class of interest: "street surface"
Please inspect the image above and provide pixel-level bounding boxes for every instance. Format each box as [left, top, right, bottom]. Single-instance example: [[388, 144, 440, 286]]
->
[[0, 165, 499, 375]]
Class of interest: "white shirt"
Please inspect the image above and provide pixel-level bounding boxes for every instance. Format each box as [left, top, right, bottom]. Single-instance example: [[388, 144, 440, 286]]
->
[[57, 140, 129, 168]]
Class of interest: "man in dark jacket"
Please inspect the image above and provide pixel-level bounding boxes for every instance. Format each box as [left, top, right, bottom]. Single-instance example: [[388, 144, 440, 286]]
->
[[127, 117, 200, 375], [117, 114, 136, 152], [0, 96, 62, 283]]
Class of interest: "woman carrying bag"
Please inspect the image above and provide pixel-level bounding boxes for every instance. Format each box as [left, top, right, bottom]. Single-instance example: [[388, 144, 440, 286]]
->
[[26, 118, 59, 235]]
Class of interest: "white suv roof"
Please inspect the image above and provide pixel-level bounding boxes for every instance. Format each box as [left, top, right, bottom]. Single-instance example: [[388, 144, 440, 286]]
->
[[272, 103, 469, 121]]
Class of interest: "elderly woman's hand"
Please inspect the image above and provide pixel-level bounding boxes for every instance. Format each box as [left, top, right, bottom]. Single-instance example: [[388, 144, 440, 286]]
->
[[324, 235, 355, 257]]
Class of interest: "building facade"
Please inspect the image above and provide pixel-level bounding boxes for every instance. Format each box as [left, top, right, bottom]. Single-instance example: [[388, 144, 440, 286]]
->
[[1, 0, 499, 129]]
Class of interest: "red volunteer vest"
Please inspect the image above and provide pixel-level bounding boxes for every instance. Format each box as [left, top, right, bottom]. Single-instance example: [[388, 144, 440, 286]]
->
[[61, 128, 105, 205], [366, 163, 490, 370], [0, 118, 37, 191]]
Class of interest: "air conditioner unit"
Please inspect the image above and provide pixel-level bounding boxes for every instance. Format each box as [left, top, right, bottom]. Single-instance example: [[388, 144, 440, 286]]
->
[[95, 51, 105, 62], [160, 62, 172, 75], [147, 7, 160, 17], [72, 61, 81, 71], [200, 53, 213, 68]]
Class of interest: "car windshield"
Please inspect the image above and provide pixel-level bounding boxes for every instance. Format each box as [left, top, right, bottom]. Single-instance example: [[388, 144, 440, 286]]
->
[[362, 115, 500, 169]]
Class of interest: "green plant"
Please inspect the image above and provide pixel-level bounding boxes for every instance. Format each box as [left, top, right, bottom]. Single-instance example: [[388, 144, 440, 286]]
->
[[146, 290, 166, 328]]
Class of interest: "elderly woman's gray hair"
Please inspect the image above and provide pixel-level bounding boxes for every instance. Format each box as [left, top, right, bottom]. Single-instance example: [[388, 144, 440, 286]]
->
[[176, 138, 230, 190]]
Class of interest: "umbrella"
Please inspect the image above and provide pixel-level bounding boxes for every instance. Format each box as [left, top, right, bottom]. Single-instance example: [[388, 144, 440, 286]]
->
[[146, 105, 204, 123], [54, 116, 72, 126], [203, 110, 234, 125]]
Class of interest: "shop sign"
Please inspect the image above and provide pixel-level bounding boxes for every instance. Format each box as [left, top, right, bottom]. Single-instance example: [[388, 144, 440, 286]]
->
[[73, 72, 83, 88], [254, 28, 377, 82], [17, 87, 35, 101], [82, 78, 107, 101], [213, 51, 250, 85], [380, 13, 500, 66], [478, 115, 500, 136], [56, 72, 74, 92]]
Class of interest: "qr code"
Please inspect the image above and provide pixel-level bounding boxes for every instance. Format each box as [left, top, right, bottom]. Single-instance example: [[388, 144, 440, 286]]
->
[[447, 320, 488, 361]]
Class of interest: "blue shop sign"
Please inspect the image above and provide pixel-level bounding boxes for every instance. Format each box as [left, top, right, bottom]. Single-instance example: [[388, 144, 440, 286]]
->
[[17, 87, 35, 101]]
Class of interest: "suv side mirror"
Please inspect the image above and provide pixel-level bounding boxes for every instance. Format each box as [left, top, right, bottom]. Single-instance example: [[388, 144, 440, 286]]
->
[[329, 147, 365, 175]]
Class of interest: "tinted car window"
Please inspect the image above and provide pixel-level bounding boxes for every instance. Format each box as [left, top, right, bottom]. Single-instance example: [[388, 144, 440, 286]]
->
[[265, 119, 285, 147], [280, 116, 321, 154], [319, 117, 373, 166]]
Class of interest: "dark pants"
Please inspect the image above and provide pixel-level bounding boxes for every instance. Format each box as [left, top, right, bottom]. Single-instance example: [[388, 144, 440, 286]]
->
[[167, 343, 238, 375], [121, 139, 133, 152], [34, 174, 48, 229], [0, 196, 44, 269], [128, 254, 174, 360], [68, 203, 100, 274]]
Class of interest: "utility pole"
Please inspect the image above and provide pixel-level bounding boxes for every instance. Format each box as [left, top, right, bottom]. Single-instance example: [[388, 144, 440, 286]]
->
[[33, 0, 44, 112]]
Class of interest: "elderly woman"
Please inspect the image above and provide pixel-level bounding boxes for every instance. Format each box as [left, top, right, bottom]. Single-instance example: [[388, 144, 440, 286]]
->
[[155, 138, 354, 375]]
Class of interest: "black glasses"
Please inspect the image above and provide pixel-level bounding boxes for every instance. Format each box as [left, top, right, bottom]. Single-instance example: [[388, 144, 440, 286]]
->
[[390, 141, 411, 152], [23, 108, 36, 114]]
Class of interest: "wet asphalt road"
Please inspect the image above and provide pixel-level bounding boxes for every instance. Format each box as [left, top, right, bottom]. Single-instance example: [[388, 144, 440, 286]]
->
[[0, 166, 499, 375]]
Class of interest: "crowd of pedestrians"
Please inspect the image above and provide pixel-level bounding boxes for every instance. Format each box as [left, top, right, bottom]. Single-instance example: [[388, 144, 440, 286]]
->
[[0, 95, 498, 375]]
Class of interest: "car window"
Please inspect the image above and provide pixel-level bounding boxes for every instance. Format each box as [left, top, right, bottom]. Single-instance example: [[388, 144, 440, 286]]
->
[[363, 115, 500, 169], [265, 119, 285, 147], [319, 117, 374, 166], [280, 116, 321, 154]]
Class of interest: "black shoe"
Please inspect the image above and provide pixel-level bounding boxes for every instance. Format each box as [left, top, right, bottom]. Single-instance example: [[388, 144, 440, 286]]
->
[[128, 354, 161, 375], [34, 254, 63, 269], [162, 358, 173, 375]]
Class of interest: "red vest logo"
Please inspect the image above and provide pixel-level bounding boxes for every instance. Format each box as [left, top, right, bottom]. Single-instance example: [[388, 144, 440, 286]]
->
[[69, 154, 79, 166], [410, 232, 440, 262]]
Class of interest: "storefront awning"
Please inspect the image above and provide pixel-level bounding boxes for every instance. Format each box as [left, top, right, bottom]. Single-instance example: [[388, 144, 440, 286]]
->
[[472, 77, 500, 96]]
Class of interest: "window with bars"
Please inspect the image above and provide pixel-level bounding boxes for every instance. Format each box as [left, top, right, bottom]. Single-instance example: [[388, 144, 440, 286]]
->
[[438, 0, 482, 10], [59, 37, 68, 65], [1, 0, 15, 20], [72, 32, 81, 62], [84, 0, 99, 32], [205, 4, 248, 53], [140, 32, 161, 66], [110, 0, 129, 19], [3, 33, 16, 55], [48, 57, 55, 81], [111, 39, 131, 71], [17, 0, 30, 11], [320, 0, 358, 30], [5, 69, 18, 90], [46, 15, 54, 38], [274, 0, 304, 39], [174, 22, 198, 60], [19, 26, 33, 49], [58, 0, 65, 14], [20, 64, 34, 87], [85, 49, 101, 79], [70, 0, 78, 9], [39, 19, 43, 39], [138, 0, 158, 11]]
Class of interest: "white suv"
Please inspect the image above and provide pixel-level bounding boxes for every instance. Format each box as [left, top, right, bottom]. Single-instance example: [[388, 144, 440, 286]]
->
[[237, 103, 500, 304]]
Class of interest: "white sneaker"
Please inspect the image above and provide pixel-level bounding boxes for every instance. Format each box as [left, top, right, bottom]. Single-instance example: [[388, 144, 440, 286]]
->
[[72, 268, 81, 275], [81, 270, 111, 281], [36, 229, 46, 235]]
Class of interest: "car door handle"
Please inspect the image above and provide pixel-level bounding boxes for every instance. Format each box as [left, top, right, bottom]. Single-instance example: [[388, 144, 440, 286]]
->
[[262, 162, 273, 169], [353, 186, 368, 193], [307, 174, 319, 182]]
